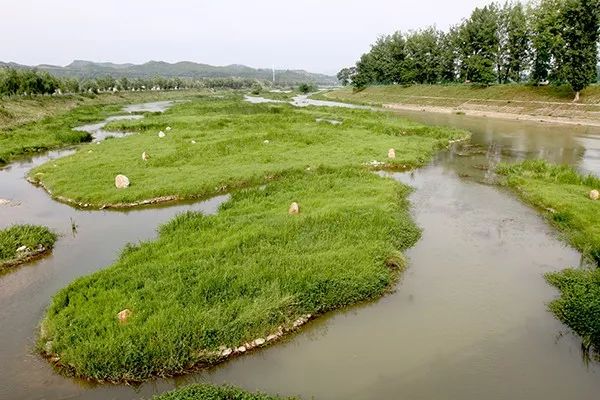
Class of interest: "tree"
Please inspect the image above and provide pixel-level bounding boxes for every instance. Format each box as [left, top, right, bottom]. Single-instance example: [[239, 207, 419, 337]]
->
[[529, 0, 566, 84], [561, 0, 600, 100], [457, 4, 500, 85], [439, 27, 461, 82], [404, 27, 444, 83], [337, 67, 356, 86], [498, 1, 530, 83]]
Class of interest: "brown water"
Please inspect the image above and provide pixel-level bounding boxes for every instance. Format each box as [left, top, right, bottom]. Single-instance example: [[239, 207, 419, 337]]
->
[[2, 101, 600, 399]]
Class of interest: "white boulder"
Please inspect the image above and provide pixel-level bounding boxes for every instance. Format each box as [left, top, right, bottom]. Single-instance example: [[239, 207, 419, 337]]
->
[[289, 202, 300, 215], [115, 174, 130, 189]]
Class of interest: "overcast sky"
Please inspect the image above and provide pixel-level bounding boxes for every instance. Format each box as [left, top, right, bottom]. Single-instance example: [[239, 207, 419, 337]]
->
[[1, 0, 496, 75]]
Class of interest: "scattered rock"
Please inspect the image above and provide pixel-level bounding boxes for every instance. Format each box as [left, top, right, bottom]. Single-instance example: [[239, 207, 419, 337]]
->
[[263, 139, 270, 144], [315, 118, 342, 125], [388, 148, 396, 159], [236, 346, 247, 353], [288, 202, 300, 215], [0, 198, 10, 206], [117, 309, 132, 323], [142, 151, 149, 161], [87, 150, 93, 154], [221, 348, 233, 357], [590, 189, 599, 200], [191, 140, 197, 144], [266, 334, 278, 342], [366, 160, 385, 167], [166, 126, 172, 131], [115, 174, 130, 189], [158, 131, 166, 138], [44, 340, 53, 354], [253, 338, 266, 346], [16, 245, 28, 252]]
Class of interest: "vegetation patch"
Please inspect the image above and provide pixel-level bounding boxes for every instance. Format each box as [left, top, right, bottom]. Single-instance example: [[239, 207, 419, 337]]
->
[[497, 159, 600, 350], [153, 383, 295, 400], [0, 90, 203, 164], [0, 224, 57, 271], [29, 95, 466, 207], [38, 168, 420, 381]]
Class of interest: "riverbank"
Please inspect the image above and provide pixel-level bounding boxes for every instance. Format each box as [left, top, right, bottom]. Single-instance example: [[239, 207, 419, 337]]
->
[[498, 160, 600, 351], [28, 95, 467, 208], [0, 225, 57, 271], [320, 84, 600, 127], [0, 90, 204, 164]]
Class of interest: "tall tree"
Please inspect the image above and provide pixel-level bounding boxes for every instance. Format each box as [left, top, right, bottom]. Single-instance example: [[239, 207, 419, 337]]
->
[[529, 0, 567, 84], [561, 0, 600, 100], [457, 4, 500, 85], [498, 1, 530, 82]]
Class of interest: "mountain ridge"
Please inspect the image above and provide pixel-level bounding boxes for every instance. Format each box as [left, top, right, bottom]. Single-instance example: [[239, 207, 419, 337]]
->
[[0, 60, 337, 84]]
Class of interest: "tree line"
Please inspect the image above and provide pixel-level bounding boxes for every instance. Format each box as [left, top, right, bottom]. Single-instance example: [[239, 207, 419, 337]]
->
[[339, 0, 600, 99], [0, 67, 277, 97]]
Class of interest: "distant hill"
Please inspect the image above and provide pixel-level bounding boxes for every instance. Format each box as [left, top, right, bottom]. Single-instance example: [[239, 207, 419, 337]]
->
[[0, 60, 337, 85]]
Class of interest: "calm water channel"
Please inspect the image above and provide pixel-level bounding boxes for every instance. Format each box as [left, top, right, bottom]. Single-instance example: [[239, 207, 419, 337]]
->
[[1, 98, 600, 399]]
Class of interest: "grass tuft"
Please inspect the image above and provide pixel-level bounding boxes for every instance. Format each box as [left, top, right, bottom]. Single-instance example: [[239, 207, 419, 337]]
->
[[0, 224, 57, 270], [153, 383, 295, 400]]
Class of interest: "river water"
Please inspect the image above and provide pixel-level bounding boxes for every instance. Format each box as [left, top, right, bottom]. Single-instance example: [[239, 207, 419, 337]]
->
[[1, 99, 600, 399]]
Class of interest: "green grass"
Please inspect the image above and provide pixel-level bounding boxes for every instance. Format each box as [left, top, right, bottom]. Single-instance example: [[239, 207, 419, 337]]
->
[[321, 84, 600, 106], [29, 94, 467, 207], [497, 160, 600, 263], [0, 90, 205, 164], [497, 160, 600, 350], [153, 383, 294, 400], [0, 224, 57, 270], [39, 167, 420, 381]]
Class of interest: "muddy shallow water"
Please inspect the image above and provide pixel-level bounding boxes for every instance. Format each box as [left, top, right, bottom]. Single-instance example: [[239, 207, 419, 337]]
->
[[2, 99, 600, 399]]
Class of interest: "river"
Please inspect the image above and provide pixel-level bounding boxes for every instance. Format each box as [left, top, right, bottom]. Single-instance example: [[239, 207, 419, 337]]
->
[[1, 98, 600, 399]]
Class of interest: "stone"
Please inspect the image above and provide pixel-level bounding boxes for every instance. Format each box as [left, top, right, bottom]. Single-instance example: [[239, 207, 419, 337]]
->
[[191, 140, 197, 144], [44, 340, 53, 354], [288, 202, 300, 215], [590, 189, 599, 200], [0, 198, 10, 206], [388, 148, 396, 159], [158, 131, 166, 138], [236, 346, 247, 353], [166, 126, 172, 131], [263, 139, 270, 144], [142, 151, 149, 161], [117, 309, 132, 323], [266, 334, 278, 341], [16, 245, 27, 252], [254, 338, 266, 346], [221, 348, 233, 357], [115, 174, 130, 189]]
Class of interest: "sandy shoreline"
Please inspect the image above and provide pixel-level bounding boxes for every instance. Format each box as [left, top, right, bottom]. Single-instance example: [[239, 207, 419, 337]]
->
[[383, 103, 600, 127]]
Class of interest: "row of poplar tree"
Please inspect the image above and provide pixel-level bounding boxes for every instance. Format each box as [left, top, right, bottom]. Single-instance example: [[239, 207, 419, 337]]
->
[[339, 0, 600, 98]]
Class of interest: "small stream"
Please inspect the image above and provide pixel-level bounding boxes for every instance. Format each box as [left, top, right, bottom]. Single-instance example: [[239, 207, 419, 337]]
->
[[2, 98, 600, 399]]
